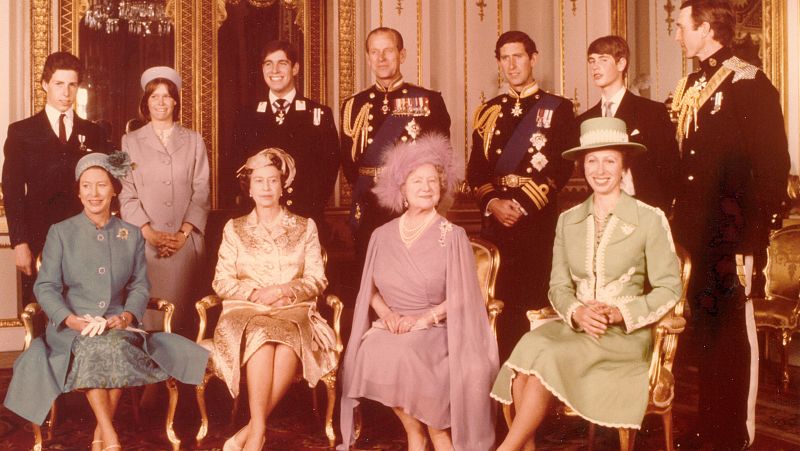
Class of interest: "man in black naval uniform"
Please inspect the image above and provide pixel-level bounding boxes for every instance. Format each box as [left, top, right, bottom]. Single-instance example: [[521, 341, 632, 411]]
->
[[233, 40, 339, 240], [2, 52, 109, 304], [340, 27, 450, 261], [672, 1, 789, 448], [467, 31, 578, 354], [578, 35, 679, 212]]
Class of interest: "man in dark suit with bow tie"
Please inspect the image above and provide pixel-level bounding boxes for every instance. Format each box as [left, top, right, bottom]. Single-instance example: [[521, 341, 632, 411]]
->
[[577, 35, 679, 213], [232, 40, 339, 241], [2, 52, 108, 304]]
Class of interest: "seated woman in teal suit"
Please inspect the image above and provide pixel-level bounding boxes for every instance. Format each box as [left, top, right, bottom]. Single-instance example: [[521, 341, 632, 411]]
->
[[491, 118, 683, 451], [3, 152, 209, 451]]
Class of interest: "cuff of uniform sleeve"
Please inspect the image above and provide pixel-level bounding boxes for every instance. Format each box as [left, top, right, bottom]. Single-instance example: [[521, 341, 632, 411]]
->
[[484, 198, 500, 216], [562, 301, 583, 331]]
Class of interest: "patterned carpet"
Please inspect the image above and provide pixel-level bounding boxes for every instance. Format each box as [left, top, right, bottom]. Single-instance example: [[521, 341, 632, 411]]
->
[[1, 342, 799, 450]]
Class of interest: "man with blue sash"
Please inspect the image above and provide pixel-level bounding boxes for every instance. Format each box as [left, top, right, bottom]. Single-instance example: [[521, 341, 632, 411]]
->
[[468, 31, 578, 355], [340, 27, 451, 262]]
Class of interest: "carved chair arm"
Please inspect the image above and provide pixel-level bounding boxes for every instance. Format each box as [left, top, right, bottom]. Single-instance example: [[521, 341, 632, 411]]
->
[[21, 302, 43, 351], [648, 314, 686, 390], [487, 298, 504, 339], [325, 294, 344, 353], [195, 295, 223, 343], [526, 307, 558, 324], [147, 297, 175, 333]]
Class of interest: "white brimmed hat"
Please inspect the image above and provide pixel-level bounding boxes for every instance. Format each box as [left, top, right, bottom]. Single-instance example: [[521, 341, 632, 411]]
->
[[140, 66, 182, 90], [562, 117, 647, 161]]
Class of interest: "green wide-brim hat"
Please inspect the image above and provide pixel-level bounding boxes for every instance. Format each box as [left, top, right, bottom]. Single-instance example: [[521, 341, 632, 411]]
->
[[561, 117, 647, 161]]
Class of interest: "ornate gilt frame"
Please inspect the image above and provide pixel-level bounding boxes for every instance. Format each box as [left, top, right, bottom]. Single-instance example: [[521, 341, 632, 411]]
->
[[30, 0, 327, 209]]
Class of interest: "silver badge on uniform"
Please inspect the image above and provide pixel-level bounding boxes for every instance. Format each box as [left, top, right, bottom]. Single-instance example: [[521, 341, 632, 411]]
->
[[711, 92, 723, 115], [313, 107, 322, 126], [257, 101, 268, 113], [530, 153, 549, 171], [529, 132, 547, 151]]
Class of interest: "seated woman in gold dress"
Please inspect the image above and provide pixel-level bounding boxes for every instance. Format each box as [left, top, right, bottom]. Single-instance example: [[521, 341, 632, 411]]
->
[[211, 148, 337, 451]]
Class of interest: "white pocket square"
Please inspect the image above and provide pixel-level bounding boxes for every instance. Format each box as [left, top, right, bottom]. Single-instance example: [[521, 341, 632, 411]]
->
[[630, 129, 640, 136]]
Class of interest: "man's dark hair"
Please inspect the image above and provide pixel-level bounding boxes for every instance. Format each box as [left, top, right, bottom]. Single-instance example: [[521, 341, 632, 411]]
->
[[680, 0, 736, 47], [365, 27, 404, 52], [41, 52, 83, 83], [587, 35, 630, 76], [260, 40, 300, 66], [495, 31, 538, 59]]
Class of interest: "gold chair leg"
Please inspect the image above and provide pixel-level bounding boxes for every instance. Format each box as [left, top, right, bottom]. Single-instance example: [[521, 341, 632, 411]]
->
[[587, 422, 597, 451], [47, 400, 58, 440], [32, 423, 43, 451], [354, 405, 363, 441], [662, 409, 675, 451], [165, 378, 181, 451], [195, 372, 212, 442], [502, 403, 513, 428], [781, 330, 792, 392], [322, 371, 338, 448], [618, 428, 636, 451]]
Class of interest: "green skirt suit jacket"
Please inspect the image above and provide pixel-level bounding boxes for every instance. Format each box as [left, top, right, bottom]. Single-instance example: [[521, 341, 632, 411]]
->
[[491, 193, 683, 429], [3, 213, 209, 425]]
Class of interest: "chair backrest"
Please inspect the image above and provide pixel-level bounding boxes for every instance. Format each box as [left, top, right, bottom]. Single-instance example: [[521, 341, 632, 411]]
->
[[764, 225, 800, 301], [469, 236, 502, 338]]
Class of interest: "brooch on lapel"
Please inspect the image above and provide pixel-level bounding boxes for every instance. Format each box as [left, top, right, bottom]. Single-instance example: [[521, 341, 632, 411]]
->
[[620, 223, 635, 236], [116, 228, 129, 240], [405, 119, 421, 141], [438, 220, 453, 247]]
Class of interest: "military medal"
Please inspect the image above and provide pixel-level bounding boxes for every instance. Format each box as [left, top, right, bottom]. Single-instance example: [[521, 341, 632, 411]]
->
[[276, 111, 285, 125], [530, 153, 548, 171], [382, 94, 390, 114], [511, 99, 523, 117], [405, 118, 421, 140], [313, 107, 322, 126], [536, 109, 553, 129], [711, 92, 723, 115], [78, 134, 87, 152]]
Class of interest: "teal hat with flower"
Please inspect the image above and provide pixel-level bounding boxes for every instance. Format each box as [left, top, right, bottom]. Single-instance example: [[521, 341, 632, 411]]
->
[[75, 151, 134, 180], [561, 117, 647, 161]]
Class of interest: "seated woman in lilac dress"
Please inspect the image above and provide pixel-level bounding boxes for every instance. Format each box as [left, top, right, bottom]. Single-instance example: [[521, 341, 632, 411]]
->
[[339, 134, 499, 451]]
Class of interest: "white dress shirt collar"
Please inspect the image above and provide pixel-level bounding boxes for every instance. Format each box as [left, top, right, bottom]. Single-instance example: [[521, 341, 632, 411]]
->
[[269, 89, 297, 113], [44, 104, 74, 140], [601, 87, 627, 118]]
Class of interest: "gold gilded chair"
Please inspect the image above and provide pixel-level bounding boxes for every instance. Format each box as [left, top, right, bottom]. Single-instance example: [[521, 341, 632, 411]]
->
[[503, 245, 691, 451], [193, 249, 344, 448], [747, 225, 800, 392], [21, 298, 182, 451], [351, 237, 504, 441]]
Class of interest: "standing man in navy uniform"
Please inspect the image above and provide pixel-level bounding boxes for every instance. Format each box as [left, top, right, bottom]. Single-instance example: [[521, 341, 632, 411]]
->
[[467, 31, 578, 354], [578, 35, 679, 212], [340, 27, 451, 261], [672, 1, 789, 448], [233, 40, 339, 241], [2, 52, 109, 304]]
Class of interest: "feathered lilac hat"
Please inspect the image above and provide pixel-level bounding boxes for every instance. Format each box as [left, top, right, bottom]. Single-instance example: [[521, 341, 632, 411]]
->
[[372, 133, 462, 213]]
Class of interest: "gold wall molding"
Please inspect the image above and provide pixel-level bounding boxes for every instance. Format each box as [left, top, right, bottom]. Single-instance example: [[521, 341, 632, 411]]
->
[[610, 0, 626, 40], [338, 0, 356, 101], [31, 0, 51, 112], [0, 318, 23, 328], [416, 0, 422, 84], [559, 0, 565, 96], [462, 0, 468, 162], [763, 0, 786, 112]]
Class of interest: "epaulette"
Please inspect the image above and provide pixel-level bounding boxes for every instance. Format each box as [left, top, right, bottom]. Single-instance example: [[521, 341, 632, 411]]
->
[[473, 102, 502, 158], [722, 56, 758, 83]]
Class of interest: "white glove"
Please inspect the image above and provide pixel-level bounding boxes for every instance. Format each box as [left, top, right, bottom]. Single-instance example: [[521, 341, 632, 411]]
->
[[80, 314, 108, 337]]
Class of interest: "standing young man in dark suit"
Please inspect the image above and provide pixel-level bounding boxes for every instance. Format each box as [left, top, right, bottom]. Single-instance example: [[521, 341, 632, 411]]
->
[[2, 52, 108, 304], [467, 31, 578, 355], [340, 27, 451, 262], [233, 40, 340, 241], [577, 35, 679, 213], [672, 1, 789, 448]]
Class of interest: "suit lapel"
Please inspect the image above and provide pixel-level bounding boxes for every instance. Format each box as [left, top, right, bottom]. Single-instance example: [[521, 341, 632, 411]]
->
[[169, 125, 188, 155], [613, 91, 635, 124]]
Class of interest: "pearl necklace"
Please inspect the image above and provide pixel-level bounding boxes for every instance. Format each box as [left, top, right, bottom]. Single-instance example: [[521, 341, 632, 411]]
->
[[399, 210, 437, 245]]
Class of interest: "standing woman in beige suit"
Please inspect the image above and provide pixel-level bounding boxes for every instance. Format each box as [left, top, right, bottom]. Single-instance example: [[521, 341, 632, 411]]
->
[[120, 66, 210, 336]]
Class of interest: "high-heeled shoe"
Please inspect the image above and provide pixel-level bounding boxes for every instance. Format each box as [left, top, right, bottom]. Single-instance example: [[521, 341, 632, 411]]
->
[[223, 427, 246, 451], [91, 439, 103, 450], [102, 445, 121, 451]]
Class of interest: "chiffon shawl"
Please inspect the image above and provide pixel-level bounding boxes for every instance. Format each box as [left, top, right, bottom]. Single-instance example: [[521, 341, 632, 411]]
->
[[339, 216, 499, 450]]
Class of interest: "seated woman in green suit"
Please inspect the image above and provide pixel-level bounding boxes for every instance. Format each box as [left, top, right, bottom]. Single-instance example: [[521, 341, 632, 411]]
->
[[491, 118, 683, 451], [3, 152, 209, 451]]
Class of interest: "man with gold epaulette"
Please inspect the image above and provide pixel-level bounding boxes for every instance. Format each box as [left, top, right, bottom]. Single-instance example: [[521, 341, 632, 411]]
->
[[467, 31, 578, 353], [672, 1, 789, 448], [340, 27, 450, 261]]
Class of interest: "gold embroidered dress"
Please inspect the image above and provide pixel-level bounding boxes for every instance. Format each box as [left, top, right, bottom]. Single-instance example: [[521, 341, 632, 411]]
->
[[211, 209, 336, 396], [491, 193, 682, 428]]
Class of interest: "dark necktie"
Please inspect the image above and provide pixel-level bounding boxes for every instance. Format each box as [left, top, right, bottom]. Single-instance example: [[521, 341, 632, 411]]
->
[[58, 113, 67, 144], [274, 99, 288, 124], [603, 101, 614, 118]]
